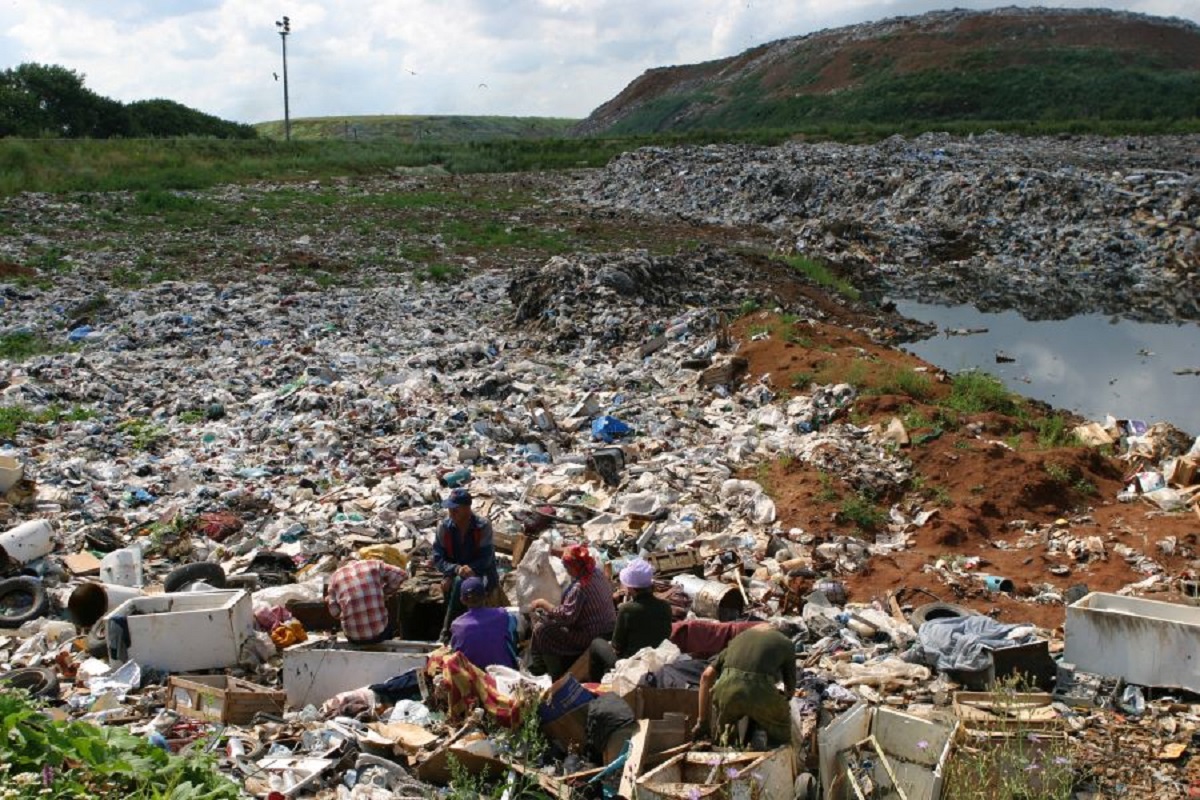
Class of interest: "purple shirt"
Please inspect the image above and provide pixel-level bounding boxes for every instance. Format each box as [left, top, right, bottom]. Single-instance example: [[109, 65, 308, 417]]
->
[[450, 607, 517, 669]]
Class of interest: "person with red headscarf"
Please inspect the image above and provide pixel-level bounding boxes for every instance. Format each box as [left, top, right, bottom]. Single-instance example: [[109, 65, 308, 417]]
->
[[527, 544, 616, 679]]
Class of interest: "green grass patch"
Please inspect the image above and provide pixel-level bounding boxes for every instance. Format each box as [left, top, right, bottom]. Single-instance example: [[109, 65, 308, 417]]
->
[[418, 263, 465, 283], [945, 371, 1025, 416], [874, 366, 935, 401], [839, 491, 887, 532], [1035, 414, 1079, 448], [116, 418, 168, 452], [0, 331, 60, 361], [777, 254, 860, 300]]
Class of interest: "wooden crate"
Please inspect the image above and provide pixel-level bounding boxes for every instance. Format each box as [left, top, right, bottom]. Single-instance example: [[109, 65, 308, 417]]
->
[[168, 675, 286, 725]]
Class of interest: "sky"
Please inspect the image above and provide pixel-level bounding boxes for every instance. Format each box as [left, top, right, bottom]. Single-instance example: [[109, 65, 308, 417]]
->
[[2, 1, 1198, 125]]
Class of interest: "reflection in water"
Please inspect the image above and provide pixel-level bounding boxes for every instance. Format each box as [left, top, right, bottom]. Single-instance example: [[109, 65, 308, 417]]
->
[[894, 301, 1200, 435]]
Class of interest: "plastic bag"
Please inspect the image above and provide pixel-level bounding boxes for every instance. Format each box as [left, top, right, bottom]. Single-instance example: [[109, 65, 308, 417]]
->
[[508, 537, 566, 612], [604, 639, 682, 696], [829, 657, 930, 690]]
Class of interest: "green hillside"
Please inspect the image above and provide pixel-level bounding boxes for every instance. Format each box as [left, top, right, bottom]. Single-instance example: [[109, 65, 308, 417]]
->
[[255, 115, 578, 142], [578, 8, 1200, 136]]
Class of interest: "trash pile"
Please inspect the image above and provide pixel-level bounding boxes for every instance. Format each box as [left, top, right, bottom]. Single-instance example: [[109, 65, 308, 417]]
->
[[579, 133, 1200, 324], [1, 169, 1199, 798]]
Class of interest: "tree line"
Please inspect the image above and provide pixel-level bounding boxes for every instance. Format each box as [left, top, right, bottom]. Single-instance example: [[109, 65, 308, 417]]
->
[[0, 63, 257, 139]]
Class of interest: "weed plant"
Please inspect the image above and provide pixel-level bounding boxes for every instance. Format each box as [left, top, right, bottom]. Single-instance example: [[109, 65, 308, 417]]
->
[[942, 677, 1075, 799], [946, 371, 1024, 417], [0, 688, 238, 799]]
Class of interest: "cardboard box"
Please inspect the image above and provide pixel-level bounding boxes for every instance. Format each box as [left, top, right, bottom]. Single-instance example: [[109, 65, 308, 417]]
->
[[168, 675, 286, 725], [621, 687, 699, 729]]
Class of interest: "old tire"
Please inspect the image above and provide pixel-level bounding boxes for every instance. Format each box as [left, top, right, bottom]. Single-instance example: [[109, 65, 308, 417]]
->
[[909, 601, 977, 630], [0, 667, 59, 699], [86, 619, 109, 659], [0, 576, 49, 628], [163, 562, 227, 593], [793, 772, 817, 800]]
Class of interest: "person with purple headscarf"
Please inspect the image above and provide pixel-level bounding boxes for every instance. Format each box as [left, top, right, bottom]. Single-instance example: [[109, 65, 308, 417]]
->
[[588, 557, 673, 682]]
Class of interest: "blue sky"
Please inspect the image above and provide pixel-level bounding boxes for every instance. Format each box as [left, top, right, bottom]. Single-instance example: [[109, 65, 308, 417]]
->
[[2, 1, 1197, 123]]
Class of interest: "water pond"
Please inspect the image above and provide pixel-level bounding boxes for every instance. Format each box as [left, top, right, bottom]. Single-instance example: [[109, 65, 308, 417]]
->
[[894, 300, 1200, 435]]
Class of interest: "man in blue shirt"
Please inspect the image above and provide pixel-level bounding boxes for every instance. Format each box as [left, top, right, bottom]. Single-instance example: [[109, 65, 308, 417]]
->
[[433, 488, 498, 641], [450, 577, 518, 669]]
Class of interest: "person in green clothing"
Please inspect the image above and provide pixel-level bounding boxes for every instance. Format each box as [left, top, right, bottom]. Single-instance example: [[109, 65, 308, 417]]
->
[[694, 622, 796, 746], [587, 558, 674, 682]]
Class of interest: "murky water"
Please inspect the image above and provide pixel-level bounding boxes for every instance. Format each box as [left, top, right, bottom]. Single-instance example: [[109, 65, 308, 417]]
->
[[894, 301, 1200, 435]]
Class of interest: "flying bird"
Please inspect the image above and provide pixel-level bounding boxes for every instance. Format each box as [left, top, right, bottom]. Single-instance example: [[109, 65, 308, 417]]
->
[[406, 69, 418, 75], [478, 83, 488, 89], [273, 72, 279, 81]]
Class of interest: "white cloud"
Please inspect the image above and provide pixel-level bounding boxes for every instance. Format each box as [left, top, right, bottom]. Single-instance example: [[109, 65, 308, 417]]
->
[[1, 0, 1195, 123]]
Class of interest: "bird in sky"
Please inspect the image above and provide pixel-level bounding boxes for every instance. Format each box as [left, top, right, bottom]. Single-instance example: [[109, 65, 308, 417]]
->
[[478, 82, 488, 89], [406, 68, 418, 75], [273, 72, 279, 81]]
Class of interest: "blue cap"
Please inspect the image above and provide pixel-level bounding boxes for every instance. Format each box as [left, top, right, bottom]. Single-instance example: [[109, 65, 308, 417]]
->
[[442, 487, 472, 509], [460, 576, 486, 598]]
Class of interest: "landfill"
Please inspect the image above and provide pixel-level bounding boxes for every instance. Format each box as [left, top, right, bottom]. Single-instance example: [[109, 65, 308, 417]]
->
[[579, 133, 1200, 324], [0, 139, 1199, 798]]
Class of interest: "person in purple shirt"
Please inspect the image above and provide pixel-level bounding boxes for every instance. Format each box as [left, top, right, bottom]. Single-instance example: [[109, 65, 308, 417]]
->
[[449, 577, 518, 670]]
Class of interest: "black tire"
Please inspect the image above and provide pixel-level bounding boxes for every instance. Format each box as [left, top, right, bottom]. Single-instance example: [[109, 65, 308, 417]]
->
[[794, 772, 817, 800], [0, 667, 59, 699], [86, 619, 109, 659], [0, 576, 49, 628], [910, 601, 977, 630], [163, 562, 227, 593]]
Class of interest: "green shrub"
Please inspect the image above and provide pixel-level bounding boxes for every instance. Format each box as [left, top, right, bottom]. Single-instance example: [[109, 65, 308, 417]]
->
[[840, 491, 886, 531], [946, 371, 1024, 416], [1035, 414, 1079, 448], [777, 254, 860, 300]]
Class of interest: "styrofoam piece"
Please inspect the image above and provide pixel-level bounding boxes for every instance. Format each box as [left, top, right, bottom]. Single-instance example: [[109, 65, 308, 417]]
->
[[99, 546, 143, 587], [0, 519, 55, 564], [0, 455, 22, 492], [103, 590, 253, 672], [281, 638, 437, 709], [1065, 591, 1200, 692], [819, 700, 954, 800]]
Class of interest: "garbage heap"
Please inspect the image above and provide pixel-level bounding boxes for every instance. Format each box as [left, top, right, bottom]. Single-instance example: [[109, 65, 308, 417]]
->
[[579, 133, 1200, 324], [1, 243, 1200, 798]]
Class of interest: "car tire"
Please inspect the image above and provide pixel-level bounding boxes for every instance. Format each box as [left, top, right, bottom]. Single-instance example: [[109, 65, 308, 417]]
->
[[0, 667, 60, 699], [86, 619, 109, 659], [909, 601, 977, 630], [793, 772, 817, 800], [0, 576, 49, 628], [163, 562, 227, 593]]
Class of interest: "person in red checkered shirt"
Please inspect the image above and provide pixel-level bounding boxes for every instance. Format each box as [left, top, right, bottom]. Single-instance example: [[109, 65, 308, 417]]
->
[[324, 557, 408, 644]]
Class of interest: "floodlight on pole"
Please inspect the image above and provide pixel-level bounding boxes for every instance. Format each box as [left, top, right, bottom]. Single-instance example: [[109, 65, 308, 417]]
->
[[275, 15, 291, 141]]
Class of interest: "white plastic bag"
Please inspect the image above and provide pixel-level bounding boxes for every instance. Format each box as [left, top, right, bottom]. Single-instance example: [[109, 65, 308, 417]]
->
[[604, 639, 682, 696], [508, 537, 566, 612]]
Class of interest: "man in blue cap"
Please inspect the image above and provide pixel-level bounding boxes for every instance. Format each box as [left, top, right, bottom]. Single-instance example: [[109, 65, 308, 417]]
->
[[450, 576, 518, 669], [433, 487, 497, 642]]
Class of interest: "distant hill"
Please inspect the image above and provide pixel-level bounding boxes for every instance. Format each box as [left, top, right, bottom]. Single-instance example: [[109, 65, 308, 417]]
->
[[254, 115, 578, 142], [575, 7, 1200, 135]]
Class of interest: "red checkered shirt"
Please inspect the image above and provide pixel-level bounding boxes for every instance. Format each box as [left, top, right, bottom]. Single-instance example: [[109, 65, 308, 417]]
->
[[326, 560, 407, 642]]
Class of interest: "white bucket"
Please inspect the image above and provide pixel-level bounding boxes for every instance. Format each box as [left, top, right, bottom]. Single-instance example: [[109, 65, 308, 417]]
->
[[99, 546, 144, 588], [0, 519, 56, 564], [0, 455, 22, 493]]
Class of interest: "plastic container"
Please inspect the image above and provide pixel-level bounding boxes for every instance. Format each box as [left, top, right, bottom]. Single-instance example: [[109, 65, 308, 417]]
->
[[99, 546, 144, 588], [0, 519, 56, 564]]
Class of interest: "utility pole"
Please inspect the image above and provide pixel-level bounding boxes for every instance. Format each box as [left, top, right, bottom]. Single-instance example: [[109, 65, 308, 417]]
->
[[275, 16, 291, 141]]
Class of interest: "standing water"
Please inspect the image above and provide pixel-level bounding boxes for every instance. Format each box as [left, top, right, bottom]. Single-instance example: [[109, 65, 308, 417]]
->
[[894, 301, 1200, 435]]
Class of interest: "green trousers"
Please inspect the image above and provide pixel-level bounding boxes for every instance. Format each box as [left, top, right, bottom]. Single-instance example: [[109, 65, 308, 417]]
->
[[710, 667, 792, 746]]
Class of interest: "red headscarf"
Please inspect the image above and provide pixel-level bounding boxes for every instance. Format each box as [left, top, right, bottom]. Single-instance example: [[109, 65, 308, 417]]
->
[[561, 544, 596, 585]]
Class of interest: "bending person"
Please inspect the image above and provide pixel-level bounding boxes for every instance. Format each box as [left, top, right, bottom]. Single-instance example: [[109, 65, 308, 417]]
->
[[695, 623, 796, 746], [450, 577, 518, 670]]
